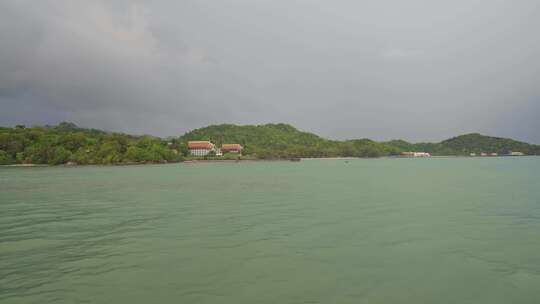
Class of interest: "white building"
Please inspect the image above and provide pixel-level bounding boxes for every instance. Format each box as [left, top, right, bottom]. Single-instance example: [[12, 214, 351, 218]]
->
[[401, 152, 431, 157], [188, 141, 215, 156]]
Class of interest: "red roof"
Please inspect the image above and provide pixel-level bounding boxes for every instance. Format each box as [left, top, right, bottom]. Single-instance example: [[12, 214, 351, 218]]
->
[[221, 144, 242, 152], [188, 141, 214, 150]]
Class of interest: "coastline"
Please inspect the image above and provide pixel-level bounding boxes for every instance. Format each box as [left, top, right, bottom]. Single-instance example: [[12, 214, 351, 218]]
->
[[2, 155, 536, 168], [183, 158, 300, 164], [0, 164, 50, 167]]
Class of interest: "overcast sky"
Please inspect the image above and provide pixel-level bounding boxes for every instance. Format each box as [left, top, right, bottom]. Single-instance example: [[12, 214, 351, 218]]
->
[[1, 1, 539, 143]]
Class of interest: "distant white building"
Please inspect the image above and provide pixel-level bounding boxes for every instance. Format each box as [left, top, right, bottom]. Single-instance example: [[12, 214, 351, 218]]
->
[[509, 151, 525, 156], [414, 152, 431, 157], [188, 141, 215, 156], [401, 152, 431, 157], [470, 153, 477, 156]]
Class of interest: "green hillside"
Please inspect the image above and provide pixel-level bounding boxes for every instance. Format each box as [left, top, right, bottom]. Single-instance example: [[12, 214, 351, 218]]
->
[[177, 123, 398, 158], [179, 124, 540, 158], [1, 122, 539, 165], [0, 122, 182, 165], [179, 124, 398, 159], [385, 133, 540, 156], [438, 133, 540, 155]]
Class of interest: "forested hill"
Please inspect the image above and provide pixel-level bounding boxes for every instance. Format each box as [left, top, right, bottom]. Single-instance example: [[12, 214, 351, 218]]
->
[[384, 133, 540, 156], [0, 122, 182, 165], [1, 122, 539, 165], [439, 133, 540, 155], [177, 123, 399, 158], [179, 123, 327, 158], [179, 124, 540, 158]]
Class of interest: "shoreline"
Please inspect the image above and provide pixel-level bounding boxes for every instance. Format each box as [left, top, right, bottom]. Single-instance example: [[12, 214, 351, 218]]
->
[[0, 164, 51, 167], [1, 155, 536, 168], [183, 159, 300, 164]]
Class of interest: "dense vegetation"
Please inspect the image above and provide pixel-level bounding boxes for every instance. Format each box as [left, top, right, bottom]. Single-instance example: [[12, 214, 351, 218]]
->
[[0, 122, 182, 165], [1, 122, 538, 165], [385, 133, 540, 156], [179, 124, 540, 158], [438, 133, 540, 155], [177, 123, 400, 159]]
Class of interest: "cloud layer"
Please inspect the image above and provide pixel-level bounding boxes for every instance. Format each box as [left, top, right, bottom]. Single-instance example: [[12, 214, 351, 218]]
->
[[1, 0, 539, 142]]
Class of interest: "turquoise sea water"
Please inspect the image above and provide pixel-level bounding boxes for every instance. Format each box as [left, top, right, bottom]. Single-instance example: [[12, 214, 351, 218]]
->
[[1, 158, 540, 303]]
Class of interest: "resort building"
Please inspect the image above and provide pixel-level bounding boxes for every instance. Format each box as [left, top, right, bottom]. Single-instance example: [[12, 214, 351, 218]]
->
[[221, 144, 243, 155], [509, 151, 525, 156], [414, 152, 431, 157], [401, 152, 431, 157], [188, 141, 215, 156], [400, 152, 414, 157]]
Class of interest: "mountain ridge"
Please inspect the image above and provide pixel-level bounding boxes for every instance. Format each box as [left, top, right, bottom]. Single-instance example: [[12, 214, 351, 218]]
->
[[178, 123, 540, 158], [1, 122, 539, 165]]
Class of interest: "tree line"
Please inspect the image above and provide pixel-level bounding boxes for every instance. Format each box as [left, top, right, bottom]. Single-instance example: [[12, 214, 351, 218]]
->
[[0, 122, 182, 165], [1, 122, 539, 165], [179, 123, 540, 158]]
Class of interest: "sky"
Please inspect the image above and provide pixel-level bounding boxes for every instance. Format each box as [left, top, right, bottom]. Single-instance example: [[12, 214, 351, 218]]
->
[[1, 0, 539, 143]]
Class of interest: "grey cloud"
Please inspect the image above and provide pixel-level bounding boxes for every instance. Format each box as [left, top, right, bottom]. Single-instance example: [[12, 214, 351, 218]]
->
[[1, 0, 539, 142]]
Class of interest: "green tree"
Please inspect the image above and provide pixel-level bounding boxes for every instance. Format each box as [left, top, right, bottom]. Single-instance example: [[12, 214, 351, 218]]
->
[[124, 146, 147, 162], [48, 147, 72, 165], [0, 150, 14, 165]]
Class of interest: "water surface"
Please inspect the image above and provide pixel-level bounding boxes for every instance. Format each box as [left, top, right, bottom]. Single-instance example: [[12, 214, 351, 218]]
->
[[1, 158, 540, 303]]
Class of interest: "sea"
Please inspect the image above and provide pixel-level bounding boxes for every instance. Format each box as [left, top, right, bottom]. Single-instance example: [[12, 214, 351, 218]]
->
[[1, 157, 540, 303]]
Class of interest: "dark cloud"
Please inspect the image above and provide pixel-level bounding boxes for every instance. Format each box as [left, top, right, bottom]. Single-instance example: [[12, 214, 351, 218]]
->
[[1, 0, 539, 142]]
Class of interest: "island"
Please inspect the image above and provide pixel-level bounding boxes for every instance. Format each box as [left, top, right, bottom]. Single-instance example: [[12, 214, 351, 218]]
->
[[1, 122, 539, 166]]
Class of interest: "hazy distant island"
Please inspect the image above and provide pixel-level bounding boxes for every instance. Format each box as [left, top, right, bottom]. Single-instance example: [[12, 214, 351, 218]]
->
[[1, 122, 539, 166]]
